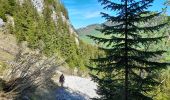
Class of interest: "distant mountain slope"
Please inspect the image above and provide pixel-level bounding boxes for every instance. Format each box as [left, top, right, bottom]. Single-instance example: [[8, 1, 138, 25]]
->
[[77, 22, 113, 44], [77, 24, 102, 44]]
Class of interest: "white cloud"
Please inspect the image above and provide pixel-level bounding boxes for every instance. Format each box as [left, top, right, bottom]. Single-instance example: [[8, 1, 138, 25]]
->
[[68, 8, 83, 15], [68, 8, 101, 19], [84, 11, 101, 19]]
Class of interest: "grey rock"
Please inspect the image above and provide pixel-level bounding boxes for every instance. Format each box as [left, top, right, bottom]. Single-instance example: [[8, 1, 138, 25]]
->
[[0, 18, 5, 27]]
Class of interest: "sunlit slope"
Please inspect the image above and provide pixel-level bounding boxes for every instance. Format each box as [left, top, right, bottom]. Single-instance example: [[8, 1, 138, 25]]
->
[[77, 22, 113, 45], [77, 24, 102, 44]]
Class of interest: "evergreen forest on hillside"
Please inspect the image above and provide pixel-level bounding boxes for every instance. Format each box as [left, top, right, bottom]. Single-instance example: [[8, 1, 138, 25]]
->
[[0, 0, 169, 100], [0, 0, 100, 71]]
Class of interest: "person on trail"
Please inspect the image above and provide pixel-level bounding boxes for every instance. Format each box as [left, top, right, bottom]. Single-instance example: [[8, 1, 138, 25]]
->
[[59, 74, 65, 87]]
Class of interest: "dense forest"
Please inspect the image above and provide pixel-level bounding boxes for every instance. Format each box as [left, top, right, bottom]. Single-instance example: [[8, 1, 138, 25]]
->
[[0, 0, 100, 71]]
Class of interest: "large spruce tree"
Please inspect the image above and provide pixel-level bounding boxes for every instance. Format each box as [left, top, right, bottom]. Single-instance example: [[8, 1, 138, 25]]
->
[[88, 0, 169, 100]]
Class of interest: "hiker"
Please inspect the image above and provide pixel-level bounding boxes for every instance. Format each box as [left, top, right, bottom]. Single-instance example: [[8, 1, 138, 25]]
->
[[59, 74, 65, 87]]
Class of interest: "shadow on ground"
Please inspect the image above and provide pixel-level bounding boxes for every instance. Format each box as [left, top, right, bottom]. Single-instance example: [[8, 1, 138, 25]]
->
[[55, 87, 90, 100]]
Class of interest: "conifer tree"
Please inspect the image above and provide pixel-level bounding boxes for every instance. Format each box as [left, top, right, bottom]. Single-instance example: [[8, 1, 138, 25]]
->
[[88, 0, 169, 100], [165, 0, 170, 6]]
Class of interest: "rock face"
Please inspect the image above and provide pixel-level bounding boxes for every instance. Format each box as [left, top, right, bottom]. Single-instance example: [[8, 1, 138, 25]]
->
[[6, 15, 14, 27], [0, 14, 19, 61], [0, 18, 4, 27], [18, 0, 44, 13], [0, 33, 18, 55], [0, 28, 18, 61], [31, 0, 44, 13]]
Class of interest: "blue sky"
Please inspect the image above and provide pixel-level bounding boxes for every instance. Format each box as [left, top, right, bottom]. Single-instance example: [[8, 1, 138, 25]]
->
[[61, 0, 170, 29]]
